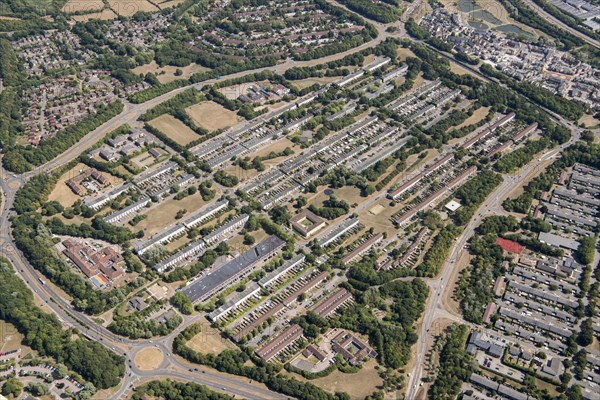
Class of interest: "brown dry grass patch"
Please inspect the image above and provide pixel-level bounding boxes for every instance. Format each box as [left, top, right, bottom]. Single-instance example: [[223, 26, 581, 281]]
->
[[108, 0, 158, 15], [132, 192, 216, 236], [132, 61, 210, 84], [292, 76, 339, 90], [185, 101, 242, 132], [134, 347, 164, 371], [186, 317, 236, 355], [579, 114, 600, 128], [158, 0, 186, 9], [298, 359, 383, 400], [451, 106, 491, 132], [71, 9, 118, 21], [149, 114, 200, 146]]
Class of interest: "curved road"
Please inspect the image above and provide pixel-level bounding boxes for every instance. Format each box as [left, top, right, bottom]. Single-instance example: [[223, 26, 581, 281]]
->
[[0, 12, 401, 399], [0, 1, 586, 398]]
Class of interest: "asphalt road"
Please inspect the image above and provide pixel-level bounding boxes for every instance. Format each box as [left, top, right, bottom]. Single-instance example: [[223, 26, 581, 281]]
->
[[0, 7, 402, 398], [521, 0, 600, 48], [405, 120, 582, 400], [0, 1, 589, 398]]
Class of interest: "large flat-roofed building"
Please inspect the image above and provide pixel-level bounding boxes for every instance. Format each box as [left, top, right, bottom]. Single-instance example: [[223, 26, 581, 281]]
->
[[183, 235, 285, 303], [62, 239, 124, 280]]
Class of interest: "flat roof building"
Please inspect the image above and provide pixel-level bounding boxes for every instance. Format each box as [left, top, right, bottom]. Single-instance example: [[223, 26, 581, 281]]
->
[[183, 235, 285, 303], [538, 231, 580, 251]]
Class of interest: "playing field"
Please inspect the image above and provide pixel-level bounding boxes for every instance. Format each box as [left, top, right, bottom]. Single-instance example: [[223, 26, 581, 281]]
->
[[132, 192, 216, 236], [186, 317, 236, 355], [132, 61, 210, 84], [149, 114, 200, 146], [185, 101, 243, 132], [108, 0, 158, 16]]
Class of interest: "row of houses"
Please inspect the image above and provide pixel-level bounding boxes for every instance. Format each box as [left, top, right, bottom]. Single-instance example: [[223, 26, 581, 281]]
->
[[134, 200, 229, 255], [153, 213, 248, 274]]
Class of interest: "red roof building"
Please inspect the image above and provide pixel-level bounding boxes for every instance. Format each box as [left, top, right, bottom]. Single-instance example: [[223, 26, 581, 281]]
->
[[495, 238, 524, 255]]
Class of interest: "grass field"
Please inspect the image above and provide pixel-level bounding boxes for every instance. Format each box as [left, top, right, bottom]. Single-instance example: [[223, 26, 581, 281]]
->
[[185, 101, 242, 132], [186, 317, 236, 355], [0, 321, 24, 353], [226, 228, 269, 255], [149, 114, 200, 146], [251, 138, 297, 160], [451, 106, 491, 133], [579, 114, 600, 128], [108, 0, 158, 16], [131, 191, 216, 236], [449, 63, 480, 77], [48, 163, 123, 209], [292, 76, 339, 90], [294, 359, 382, 399], [62, 0, 104, 14], [396, 47, 417, 61], [132, 61, 210, 84], [134, 347, 164, 371], [360, 200, 399, 238]]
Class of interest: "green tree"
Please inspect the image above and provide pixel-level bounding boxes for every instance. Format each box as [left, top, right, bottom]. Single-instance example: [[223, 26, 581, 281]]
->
[[2, 378, 23, 397]]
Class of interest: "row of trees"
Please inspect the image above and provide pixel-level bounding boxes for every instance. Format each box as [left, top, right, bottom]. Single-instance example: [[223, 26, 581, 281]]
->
[[132, 380, 234, 400], [576, 237, 596, 266], [457, 235, 505, 323], [451, 170, 504, 226], [428, 324, 473, 399], [495, 138, 551, 173], [173, 324, 349, 400], [0, 257, 125, 389], [336, 0, 400, 23], [414, 225, 462, 277]]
